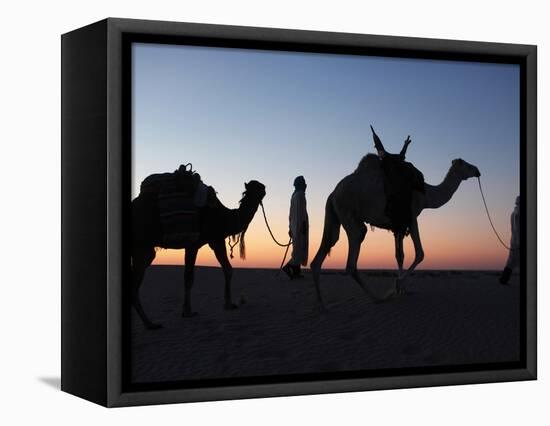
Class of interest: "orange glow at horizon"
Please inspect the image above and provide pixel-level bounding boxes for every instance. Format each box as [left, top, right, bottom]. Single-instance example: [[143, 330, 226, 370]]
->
[[151, 208, 510, 270], [133, 42, 519, 273]]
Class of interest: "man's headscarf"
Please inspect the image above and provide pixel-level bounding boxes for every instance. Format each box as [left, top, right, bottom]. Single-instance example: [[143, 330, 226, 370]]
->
[[294, 175, 306, 191]]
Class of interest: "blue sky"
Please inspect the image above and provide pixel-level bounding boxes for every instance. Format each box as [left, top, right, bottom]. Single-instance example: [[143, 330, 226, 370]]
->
[[132, 42, 520, 269]]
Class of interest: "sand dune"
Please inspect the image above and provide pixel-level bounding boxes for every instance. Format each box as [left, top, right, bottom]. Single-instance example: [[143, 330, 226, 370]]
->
[[131, 266, 520, 384]]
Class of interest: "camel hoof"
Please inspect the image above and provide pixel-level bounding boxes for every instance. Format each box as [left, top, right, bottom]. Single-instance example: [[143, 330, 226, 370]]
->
[[393, 277, 407, 296], [182, 311, 198, 318], [146, 323, 163, 330], [224, 303, 239, 311]]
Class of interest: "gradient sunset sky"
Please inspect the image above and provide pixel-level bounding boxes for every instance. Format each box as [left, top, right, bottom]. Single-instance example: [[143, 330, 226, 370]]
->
[[132, 42, 520, 270]]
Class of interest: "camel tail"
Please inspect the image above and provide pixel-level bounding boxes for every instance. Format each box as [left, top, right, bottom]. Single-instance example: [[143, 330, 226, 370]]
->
[[311, 194, 341, 268]]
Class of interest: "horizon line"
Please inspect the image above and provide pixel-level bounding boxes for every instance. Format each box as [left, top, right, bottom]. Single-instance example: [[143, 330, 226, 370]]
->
[[146, 264, 505, 272]]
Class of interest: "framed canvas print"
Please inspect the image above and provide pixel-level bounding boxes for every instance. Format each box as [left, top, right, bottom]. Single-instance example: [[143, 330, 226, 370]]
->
[[61, 18, 537, 407]]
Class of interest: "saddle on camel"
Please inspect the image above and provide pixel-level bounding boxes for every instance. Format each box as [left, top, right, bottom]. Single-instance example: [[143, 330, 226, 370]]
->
[[139, 164, 213, 246], [370, 125, 425, 235]]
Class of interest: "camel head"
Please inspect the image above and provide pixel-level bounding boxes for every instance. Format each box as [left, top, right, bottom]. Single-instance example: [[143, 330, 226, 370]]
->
[[234, 181, 266, 260], [451, 158, 481, 180], [243, 180, 266, 203]]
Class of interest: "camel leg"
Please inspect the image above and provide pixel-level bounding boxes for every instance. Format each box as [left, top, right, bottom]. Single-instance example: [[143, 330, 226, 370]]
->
[[394, 232, 405, 293], [399, 217, 424, 282], [209, 240, 238, 310], [182, 247, 199, 317], [310, 196, 341, 310], [131, 247, 161, 329], [311, 243, 333, 309], [394, 232, 405, 274], [342, 221, 382, 301], [311, 249, 329, 309]]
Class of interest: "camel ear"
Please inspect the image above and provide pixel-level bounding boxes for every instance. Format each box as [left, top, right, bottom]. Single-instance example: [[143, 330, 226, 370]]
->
[[244, 182, 249, 190]]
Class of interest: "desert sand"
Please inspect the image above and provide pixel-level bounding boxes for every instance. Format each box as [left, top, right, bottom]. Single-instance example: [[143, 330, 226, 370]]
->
[[131, 266, 520, 384]]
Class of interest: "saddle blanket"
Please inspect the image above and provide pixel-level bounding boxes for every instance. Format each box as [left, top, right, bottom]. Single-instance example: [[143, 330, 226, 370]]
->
[[158, 193, 200, 246]]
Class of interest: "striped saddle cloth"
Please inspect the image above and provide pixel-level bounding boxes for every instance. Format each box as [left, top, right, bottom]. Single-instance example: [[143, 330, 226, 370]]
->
[[158, 192, 200, 246]]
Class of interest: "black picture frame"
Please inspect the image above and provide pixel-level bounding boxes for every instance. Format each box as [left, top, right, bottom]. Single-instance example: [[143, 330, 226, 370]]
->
[[61, 17, 537, 407]]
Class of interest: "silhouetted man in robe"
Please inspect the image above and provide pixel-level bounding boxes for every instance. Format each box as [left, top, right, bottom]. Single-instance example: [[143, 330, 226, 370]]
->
[[500, 195, 520, 285], [283, 176, 309, 279]]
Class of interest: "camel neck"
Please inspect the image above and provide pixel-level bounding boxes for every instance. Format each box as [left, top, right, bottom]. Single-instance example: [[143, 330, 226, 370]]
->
[[233, 195, 260, 234], [423, 167, 462, 209]]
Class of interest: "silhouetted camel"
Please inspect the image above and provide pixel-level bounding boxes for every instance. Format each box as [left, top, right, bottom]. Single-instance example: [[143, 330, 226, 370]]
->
[[131, 180, 266, 329], [310, 156, 480, 309]]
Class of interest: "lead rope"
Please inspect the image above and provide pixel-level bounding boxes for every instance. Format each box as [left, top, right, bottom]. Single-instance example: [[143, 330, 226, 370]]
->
[[259, 202, 293, 275], [477, 177, 517, 251], [260, 202, 293, 247]]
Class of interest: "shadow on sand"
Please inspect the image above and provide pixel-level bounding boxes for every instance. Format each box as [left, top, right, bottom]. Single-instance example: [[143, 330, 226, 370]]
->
[[38, 376, 60, 390]]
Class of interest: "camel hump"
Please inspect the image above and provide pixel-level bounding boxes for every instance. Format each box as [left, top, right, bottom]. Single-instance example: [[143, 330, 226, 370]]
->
[[140, 164, 202, 197], [355, 153, 382, 174]]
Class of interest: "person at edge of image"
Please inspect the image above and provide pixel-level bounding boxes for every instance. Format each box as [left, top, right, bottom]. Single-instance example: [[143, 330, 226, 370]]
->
[[499, 195, 520, 285], [283, 176, 309, 280]]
